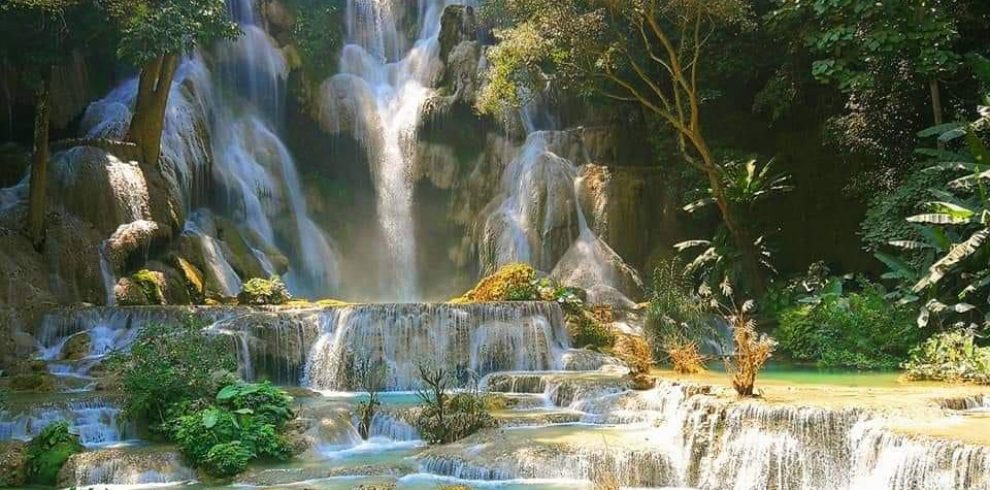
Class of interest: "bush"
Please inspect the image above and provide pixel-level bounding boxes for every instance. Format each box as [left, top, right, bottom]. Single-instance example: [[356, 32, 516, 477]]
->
[[203, 441, 253, 478], [109, 318, 236, 428], [774, 280, 920, 369], [612, 334, 653, 375], [24, 421, 82, 485], [728, 312, 776, 397], [414, 363, 497, 445], [238, 276, 292, 305], [666, 341, 705, 374], [168, 383, 295, 478], [903, 331, 990, 384], [566, 310, 615, 350], [646, 259, 712, 357]]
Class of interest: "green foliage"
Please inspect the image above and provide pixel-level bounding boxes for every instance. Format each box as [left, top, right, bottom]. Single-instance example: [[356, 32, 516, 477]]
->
[[774, 278, 921, 369], [285, 0, 345, 80], [203, 441, 253, 478], [24, 421, 82, 485], [565, 310, 615, 350], [773, 0, 961, 93], [646, 258, 712, 352], [215, 381, 294, 427], [876, 110, 990, 329], [903, 330, 990, 383], [132, 269, 165, 305], [0, 0, 105, 86], [238, 276, 292, 305], [168, 382, 295, 478], [677, 159, 791, 293], [414, 363, 496, 445], [108, 318, 236, 428], [102, 0, 240, 66]]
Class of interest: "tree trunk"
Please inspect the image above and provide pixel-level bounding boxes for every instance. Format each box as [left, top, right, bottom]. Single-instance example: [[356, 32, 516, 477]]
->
[[929, 78, 945, 151], [127, 53, 179, 166], [690, 131, 766, 295], [27, 69, 52, 251]]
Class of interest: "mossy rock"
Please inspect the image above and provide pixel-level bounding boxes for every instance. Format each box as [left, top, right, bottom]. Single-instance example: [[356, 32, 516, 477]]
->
[[237, 277, 292, 306], [25, 422, 82, 486], [565, 311, 615, 350], [454, 263, 537, 302], [114, 277, 149, 306], [0, 441, 27, 487], [61, 334, 91, 361], [132, 269, 166, 305], [9, 372, 56, 393], [172, 256, 206, 304]]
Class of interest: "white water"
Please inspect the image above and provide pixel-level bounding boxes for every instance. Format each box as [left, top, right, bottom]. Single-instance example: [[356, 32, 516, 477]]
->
[[0, 397, 133, 447], [319, 0, 474, 299]]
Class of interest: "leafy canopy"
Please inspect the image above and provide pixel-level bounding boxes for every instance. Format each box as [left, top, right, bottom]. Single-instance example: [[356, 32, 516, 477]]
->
[[102, 0, 240, 65]]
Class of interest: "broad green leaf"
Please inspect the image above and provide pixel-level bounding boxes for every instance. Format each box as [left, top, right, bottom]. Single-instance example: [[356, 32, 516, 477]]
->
[[914, 228, 990, 291], [202, 410, 218, 429], [217, 384, 240, 401]]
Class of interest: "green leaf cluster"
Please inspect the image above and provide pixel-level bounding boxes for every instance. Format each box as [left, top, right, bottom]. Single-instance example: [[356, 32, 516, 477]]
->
[[903, 330, 990, 383], [24, 421, 82, 485], [238, 276, 292, 305]]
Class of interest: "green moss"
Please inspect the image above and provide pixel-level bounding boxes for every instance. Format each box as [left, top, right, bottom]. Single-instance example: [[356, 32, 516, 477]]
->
[[238, 276, 292, 306], [24, 421, 82, 485], [132, 269, 165, 305]]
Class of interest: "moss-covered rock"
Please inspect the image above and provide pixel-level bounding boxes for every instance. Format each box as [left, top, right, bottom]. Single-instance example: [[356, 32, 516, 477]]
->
[[565, 310, 616, 350], [8, 372, 56, 393], [0, 441, 27, 487], [114, 277, 149, 306], [25, 422, 83, 486], [132, 269, 166, 305], [61, 334, 91, 361], [453, 263, 537, 302], [238, 276, 292, 306], [173, 256, 206, 304]]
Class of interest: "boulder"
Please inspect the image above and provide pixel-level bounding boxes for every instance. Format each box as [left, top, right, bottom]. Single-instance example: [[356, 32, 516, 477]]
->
[[439, 5, 478, 62], [104, 220, 171, 275], [61, 333, 91, 361], [8, 372, 56, 392], [114, 277, 149, 306], [0, 441, 27, 487]]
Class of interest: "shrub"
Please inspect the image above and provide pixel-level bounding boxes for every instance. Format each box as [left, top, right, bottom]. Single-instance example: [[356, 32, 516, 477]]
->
[[612, 334, 653, 375], [414, 363, 496, 445], [108, 318, 236, 428], [238, 276, 292, 305], [203, 441, 253, 478], [728, 312, 776, 397], [566, 310, 615, 350], [646, 259, 712, 358], [216, 381, 294, 427], [24, 421, 82, 485], [774, 280, 920, 369], [168, 385, 294, 479], [903, 331, 990, 384], [666, 341, 705, 374]]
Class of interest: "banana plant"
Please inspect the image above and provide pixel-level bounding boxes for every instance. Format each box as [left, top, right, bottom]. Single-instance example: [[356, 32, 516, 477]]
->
[[898, 117, 990, 327]]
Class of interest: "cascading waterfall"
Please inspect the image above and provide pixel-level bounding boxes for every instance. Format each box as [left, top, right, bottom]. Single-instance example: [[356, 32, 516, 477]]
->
[[0, 397, 132, 447], [80, 0, 339, 300], [321, 0, 474, 299]]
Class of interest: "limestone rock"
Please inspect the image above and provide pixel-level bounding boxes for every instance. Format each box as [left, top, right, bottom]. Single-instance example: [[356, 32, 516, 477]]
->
[[58, 446, 194, 487], [439, 5, 477, 62], [103, 220, 171, 275], [61, 333, 91, 361], [114, 277, 149, 306], [0, 441, 26, 487]]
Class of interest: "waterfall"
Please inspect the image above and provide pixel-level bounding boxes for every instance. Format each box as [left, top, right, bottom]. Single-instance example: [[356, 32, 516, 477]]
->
[[320, 0, 474, 300], [480, 129, 640, 299], [0, 397, 133, 448], [302, 302, 569, 391], [79, 1, 339, 299]]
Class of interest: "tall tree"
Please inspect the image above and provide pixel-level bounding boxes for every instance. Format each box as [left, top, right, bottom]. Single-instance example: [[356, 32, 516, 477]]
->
[[478, 0, 765, 291], [102, 0, 238, 166], [0, 0, 92, 249]]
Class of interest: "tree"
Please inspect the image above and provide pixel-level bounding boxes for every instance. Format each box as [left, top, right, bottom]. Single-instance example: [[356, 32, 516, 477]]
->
[[0, 0, 96, 249], [772, 0, 963, 141], [478, 0, 768, 292], [102, 0, 238, 166]]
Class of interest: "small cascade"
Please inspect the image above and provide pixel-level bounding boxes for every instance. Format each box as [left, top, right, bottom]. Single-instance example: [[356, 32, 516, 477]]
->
[[480, 130, 642, 299], [302, 302, 569, 391], [183, 211, 244, 297], [0, 397, 132, 447], [58, 448, 196, 487]]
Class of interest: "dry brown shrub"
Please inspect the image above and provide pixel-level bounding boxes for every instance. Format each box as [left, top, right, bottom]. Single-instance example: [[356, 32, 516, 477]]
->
[[666, 341, 706, 374], [613, 334, 653, 375], [451, 263, 536, 302], [727, 311, 776, 397]]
